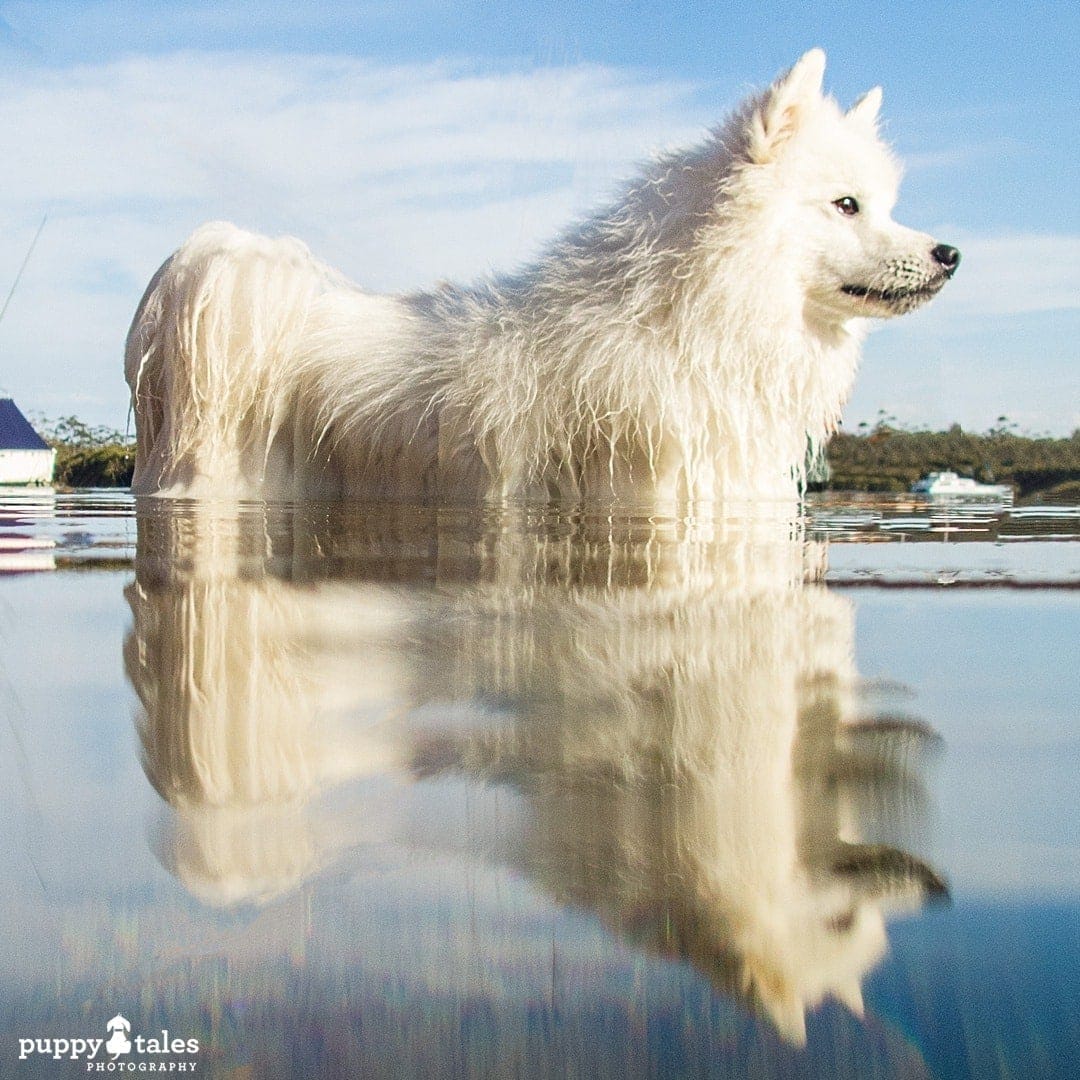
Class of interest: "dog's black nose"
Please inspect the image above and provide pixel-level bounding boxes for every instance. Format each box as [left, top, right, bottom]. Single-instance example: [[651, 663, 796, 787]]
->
[[931, 244, 961, 273]]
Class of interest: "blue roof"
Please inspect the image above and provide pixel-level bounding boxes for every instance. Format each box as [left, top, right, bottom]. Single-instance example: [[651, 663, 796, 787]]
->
[[0, 398, 50, 450]]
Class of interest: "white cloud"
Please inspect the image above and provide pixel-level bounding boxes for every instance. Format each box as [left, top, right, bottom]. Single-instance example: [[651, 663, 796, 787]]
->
[[0, 52, 706, 233], [939, 232, 1080, 317]]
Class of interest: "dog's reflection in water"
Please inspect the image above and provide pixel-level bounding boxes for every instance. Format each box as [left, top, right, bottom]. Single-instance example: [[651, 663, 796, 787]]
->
[[126, 505, 945, 1044]]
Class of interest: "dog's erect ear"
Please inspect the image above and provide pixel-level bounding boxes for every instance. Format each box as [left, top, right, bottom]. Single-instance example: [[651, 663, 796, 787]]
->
[[847, 86, 882, 129], [748, 48, 826, 163]]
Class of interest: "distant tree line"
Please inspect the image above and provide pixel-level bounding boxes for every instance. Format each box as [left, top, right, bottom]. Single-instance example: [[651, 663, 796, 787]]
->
[[32, 412, 1080, 498], [33, 414, 135, 487], [814, 415, 1080, 499]]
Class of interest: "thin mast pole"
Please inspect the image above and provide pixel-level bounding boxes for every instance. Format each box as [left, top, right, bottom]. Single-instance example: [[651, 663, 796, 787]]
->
[[0, 214, 48, 327]]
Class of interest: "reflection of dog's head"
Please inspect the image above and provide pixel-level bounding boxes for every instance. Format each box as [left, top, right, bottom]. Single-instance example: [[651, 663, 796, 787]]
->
[[413, 583, 947, 1045]]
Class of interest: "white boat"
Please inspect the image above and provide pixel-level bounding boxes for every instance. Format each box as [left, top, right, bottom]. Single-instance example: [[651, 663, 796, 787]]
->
[[910, 471, 1012, 500], [0, 398, 55, 485]]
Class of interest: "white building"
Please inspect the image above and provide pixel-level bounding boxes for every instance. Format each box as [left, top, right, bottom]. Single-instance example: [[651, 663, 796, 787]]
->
[[0, 398, 55, 485]]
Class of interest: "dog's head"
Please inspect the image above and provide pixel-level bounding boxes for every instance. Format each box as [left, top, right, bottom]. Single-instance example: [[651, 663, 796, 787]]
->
[[741, 49, 960, 323]]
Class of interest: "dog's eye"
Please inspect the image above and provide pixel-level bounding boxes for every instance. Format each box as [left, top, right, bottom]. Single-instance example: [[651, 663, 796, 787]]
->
[[833, 196, 860, 216]]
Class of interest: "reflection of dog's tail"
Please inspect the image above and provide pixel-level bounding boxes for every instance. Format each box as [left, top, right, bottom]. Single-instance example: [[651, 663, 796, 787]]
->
[[124, 222, 339, 496]]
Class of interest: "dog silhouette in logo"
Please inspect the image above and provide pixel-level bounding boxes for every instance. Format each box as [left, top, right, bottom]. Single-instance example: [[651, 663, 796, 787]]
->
[[105, 1015, 131, 1056]]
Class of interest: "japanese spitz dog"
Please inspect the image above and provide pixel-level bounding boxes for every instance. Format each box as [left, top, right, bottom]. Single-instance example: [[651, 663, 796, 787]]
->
[[125, 49, 959, 503]]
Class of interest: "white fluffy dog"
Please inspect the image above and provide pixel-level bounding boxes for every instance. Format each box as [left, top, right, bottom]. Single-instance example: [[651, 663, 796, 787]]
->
[[126, 49, 958, 503]]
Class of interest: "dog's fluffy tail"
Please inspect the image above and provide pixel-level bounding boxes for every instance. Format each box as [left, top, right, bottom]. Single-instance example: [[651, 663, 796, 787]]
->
[[125, 222, 344, 496]]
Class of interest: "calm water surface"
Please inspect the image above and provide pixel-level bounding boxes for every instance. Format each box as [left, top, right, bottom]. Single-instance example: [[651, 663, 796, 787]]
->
[[1, 490, 1078, 1078]]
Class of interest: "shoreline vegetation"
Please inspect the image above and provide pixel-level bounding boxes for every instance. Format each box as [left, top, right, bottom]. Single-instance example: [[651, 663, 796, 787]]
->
[[812, 417, 1080, 502], [38, 416, 136, 489], [36, 414, 1080, 502]]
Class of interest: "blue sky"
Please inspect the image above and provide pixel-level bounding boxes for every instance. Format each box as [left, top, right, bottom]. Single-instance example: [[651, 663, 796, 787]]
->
[[0, 1, 1076, 434]]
